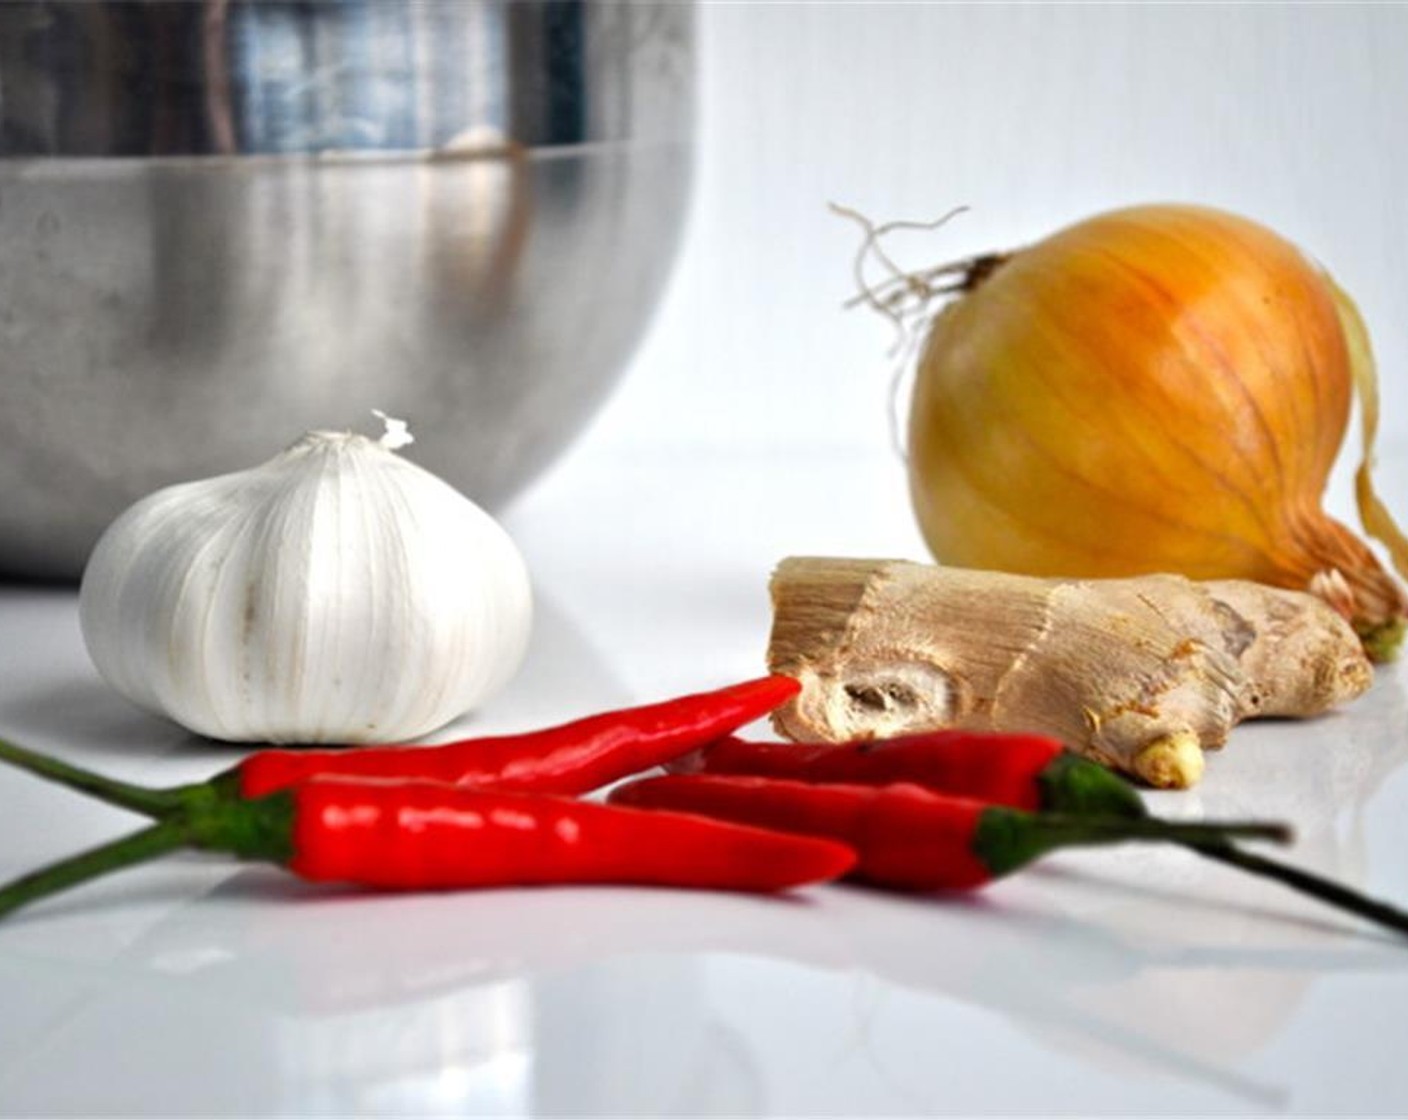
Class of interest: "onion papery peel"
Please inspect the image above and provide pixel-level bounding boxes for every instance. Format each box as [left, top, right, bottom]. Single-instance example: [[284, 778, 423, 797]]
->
[[1329, 277, 1408, 660], [836, 203, 1408, 661]]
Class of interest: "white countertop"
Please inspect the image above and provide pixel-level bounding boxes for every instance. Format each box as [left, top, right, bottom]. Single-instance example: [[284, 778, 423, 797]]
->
[[2, 442, 1407, 1117]]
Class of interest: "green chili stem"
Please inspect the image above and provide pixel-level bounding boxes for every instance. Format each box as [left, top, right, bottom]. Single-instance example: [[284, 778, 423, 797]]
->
[[0, 738, 193, 818], [1190, 841, 1408, 939], [1050, 815, 1293, 848], [0, 821, 189, 921], [979, 809, 1293, 879]]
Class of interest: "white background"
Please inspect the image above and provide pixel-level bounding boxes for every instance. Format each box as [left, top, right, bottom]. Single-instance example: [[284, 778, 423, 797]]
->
[[570, 2, 1408, 489], [504, 0, 1408, 708]]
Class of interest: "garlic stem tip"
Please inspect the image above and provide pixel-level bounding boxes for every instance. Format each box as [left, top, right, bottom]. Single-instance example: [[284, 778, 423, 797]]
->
[[372, 409, 415, 451]]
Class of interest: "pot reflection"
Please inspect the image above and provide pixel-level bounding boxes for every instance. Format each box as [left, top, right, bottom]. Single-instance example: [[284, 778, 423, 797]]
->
[[271, 975, 535, 1115]]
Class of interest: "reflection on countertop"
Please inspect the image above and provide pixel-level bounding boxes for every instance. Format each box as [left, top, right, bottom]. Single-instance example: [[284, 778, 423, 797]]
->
[[2, 830, 1407, 1113], [1, 583, 1407, 1115]]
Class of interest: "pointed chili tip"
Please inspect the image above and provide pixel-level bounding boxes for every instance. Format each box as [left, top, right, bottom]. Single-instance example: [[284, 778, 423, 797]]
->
[[759, 673, 802, 700], [746, 830, 857, 891], [721, 673, 803, 725], [608, 774, 856, 891]]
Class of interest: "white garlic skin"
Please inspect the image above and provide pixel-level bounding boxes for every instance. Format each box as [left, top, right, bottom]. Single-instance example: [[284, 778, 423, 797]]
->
[[78, 431, 532, 744]]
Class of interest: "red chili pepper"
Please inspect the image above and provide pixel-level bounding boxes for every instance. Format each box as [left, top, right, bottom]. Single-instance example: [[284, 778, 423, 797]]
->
[[682, 731, 1157, 820], [232, 675, 800, 799], [690, 735, 1408, 933], [7, 720, 1408, 934], [676, 731, 1081, 813], [5, 743, 1408, 938], [0, 677, 800, 816], [0, 776, 857, 920], [609, 775, 1290, 893]]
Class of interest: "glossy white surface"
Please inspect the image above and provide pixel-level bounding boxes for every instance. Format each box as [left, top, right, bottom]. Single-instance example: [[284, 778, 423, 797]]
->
[[2, 444, 1408, 1117], [7, 6, 1408, 1114]]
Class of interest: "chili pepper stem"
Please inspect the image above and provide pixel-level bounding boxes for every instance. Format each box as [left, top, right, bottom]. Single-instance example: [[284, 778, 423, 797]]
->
[[0, 791, 297, 922], [1038, 751, 1149, 818], [0, 737, 228, 818], [1056, 816, 1294, 847], [1190, 840, 1408, 938], [185, 792, 296, 863], [978, 809, 1292, 879], [0, 820, 189, 921]]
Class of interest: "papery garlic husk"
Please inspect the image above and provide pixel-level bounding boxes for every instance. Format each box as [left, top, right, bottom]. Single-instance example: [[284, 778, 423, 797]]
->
[[901, 204, 1408, 658], [79, 423, 532, 744]]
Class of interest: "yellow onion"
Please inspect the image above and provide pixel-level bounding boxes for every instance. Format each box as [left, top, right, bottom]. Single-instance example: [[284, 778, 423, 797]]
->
[[897, 204, 1408, 658]]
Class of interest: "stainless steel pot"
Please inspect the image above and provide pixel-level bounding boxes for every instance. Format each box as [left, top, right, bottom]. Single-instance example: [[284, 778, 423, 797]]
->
[[0, 1, 694, 579]]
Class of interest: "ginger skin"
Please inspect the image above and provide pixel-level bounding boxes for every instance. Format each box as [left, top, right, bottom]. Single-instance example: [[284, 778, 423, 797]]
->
[[767, 558, 1373, 789]]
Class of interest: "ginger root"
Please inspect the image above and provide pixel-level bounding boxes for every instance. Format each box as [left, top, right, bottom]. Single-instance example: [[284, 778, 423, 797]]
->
[[767, 558, 1373, 789]]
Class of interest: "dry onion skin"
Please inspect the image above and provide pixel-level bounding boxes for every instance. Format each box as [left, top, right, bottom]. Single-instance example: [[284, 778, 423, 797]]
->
[[848, 203, 1408, 661]]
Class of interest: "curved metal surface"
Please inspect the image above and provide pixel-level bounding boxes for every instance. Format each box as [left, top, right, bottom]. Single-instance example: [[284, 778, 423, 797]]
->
[[0, 2, 694, 579], [0, 0, 689, 156]]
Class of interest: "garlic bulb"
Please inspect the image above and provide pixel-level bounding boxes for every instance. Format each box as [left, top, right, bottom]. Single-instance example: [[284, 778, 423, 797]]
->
[[79, 418, 532, 744]]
